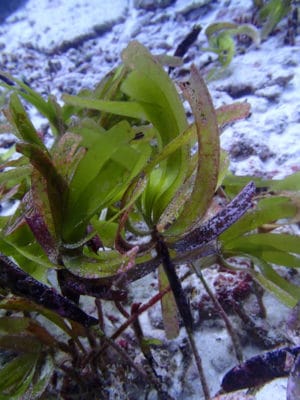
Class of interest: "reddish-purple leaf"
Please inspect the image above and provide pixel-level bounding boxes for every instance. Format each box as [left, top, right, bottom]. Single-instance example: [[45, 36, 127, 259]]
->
[[0, 254, 98, 327], [171, 181, 256, 252]]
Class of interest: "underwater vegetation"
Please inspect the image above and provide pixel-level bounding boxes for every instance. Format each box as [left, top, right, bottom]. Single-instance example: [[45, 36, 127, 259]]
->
[[0, 22, 299, 400]]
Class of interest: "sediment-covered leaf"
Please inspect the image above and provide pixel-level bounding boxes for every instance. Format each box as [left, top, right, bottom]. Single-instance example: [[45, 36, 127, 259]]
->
[[165, 65, 220, 237]]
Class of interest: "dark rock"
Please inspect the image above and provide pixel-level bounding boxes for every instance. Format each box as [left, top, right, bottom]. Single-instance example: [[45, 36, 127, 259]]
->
[[133, 0, 175, 11], [224, 84, 255, 99], [229, 139, 273, 162]]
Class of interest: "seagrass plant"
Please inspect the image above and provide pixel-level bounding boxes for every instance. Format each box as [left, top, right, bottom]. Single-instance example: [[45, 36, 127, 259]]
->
[[0, 41, 300, 399]]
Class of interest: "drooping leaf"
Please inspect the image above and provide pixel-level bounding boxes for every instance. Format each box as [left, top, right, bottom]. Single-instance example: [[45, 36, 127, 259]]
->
[[165, 65, 220, 237], [205, 22, 238, 40], [249, 257, 300, 307]]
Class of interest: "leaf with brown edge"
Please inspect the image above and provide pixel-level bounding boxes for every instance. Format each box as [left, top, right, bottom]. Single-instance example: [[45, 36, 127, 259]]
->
[[24, 172, 59, 263], [158, 265, 179, 339], [170, 181, 256, 252], [216, 101, 251, 130], [16, 142, 67, 239], [52, 132, 85, 183], [8, 93, 45, 148], [165, 65, 220, 237]]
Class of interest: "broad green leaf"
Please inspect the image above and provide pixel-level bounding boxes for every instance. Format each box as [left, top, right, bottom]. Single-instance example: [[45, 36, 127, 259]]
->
[[63, 121, 151, 241], [258, 250, 300, 268], [225, 233, 300, 256], [222, 173, 266, 197], [126, 124, 195, 229], [63, 95, 147, 120], [143, 123, 196, 177], [62, 250, 127, 279], [224, 172, 300, 192], [65, 120, 133, 207], [252, 257, 300, 307], [254, 272, 297, 308], [91, 219, 118, 248], [158, 265, 179, 339], [270, 171, 300, 191], [0, 353, 38, 399], [64, 159, 130, 241], [121, 41, 188, 224], [224, 233, 300, 269], [1, 210, 59, 276], [165, 65, 220, 237]]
